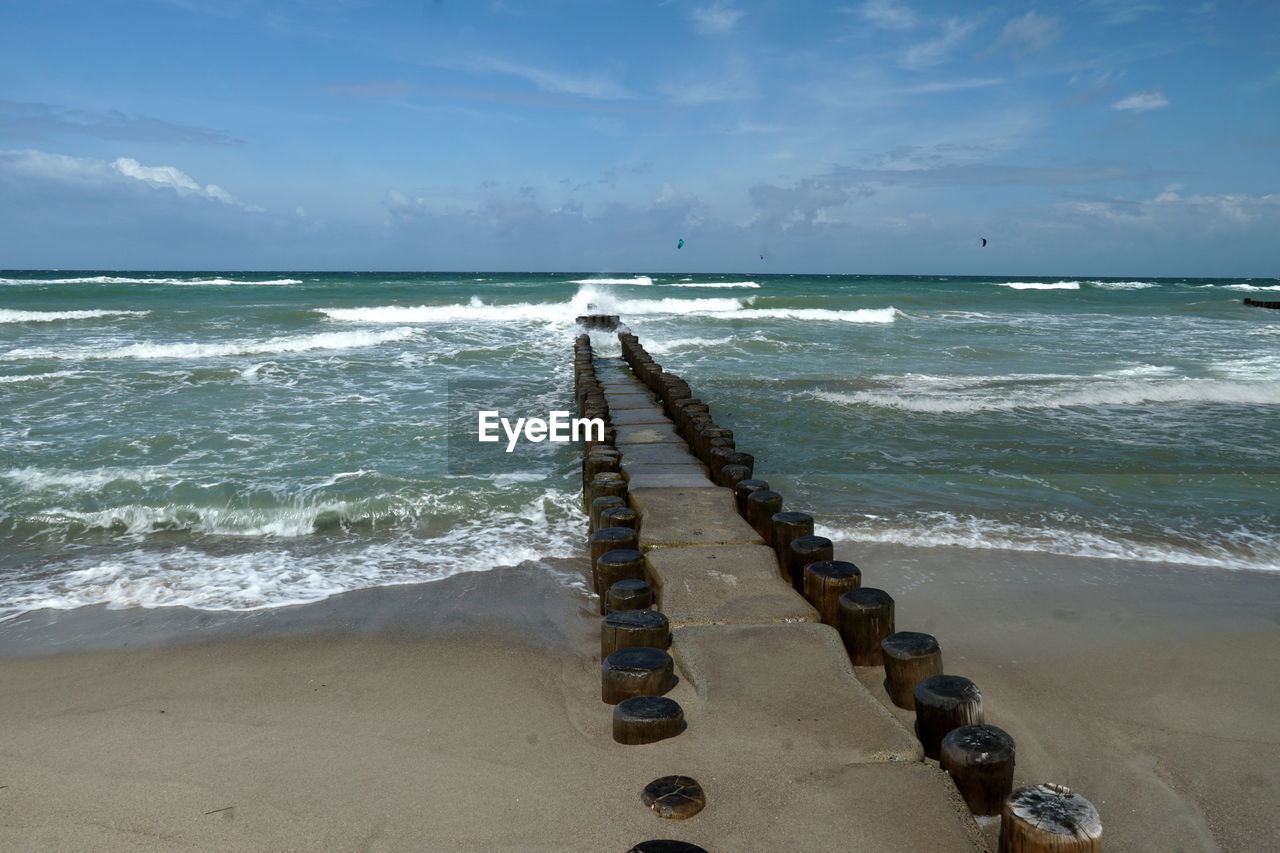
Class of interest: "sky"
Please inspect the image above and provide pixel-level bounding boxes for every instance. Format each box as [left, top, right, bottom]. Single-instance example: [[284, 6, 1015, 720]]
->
[[1, 0, 1277, 275]]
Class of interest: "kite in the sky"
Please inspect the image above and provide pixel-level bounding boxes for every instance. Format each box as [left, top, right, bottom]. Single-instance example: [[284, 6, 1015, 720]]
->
[[676, 238, 685, 249], [980, 237, 988, 247]]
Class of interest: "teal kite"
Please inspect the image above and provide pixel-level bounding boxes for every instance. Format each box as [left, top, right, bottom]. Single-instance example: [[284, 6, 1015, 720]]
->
[[676, 238, 685, 249]]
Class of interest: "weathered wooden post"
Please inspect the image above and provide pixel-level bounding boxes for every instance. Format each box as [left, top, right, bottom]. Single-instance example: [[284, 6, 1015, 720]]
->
[[881, 631, 942, 709], [914, 674, 982, 760], [602, 608, 671, 656], [787, 535, 833, 595], [589, 527, 639, 595], [718, 463, 752, 490], [838, 587, 895, 665], [745, 489, 783, 541], [599, 505, 638, 531], [802, 559, 862, 626], [601, 646, 675, 704], [589, 495, 625, 533], [586, 471, 626, 513], [769, 511, 814, 583], [941, 724, 1016, 816], [595, 548, 646, 609], [613, 696, 685, 745], [606, 578, 654, 612], [734, 479, 770, 516], [999, 784, 1102, 853]]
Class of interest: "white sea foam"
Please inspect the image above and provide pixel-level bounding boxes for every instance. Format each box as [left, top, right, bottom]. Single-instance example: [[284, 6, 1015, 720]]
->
[[816, 514, 1280, 572], [0, 309, 149, 323], [0, 489, 585, 617], [662, 281, 761, 289], [1088, 281, 1158, 290], [1, 466, 172, 493], [5, 327, 418, 361], [644, 336, 738, 354], [567, 276, 654, 286], [0, 276, 303, 286], [709, 307, 900, 323], [813, 378, 1280, 413], [1225, 284, 1280, 292], [0, 370, 82, 384], [991, 281, 1081, 290]]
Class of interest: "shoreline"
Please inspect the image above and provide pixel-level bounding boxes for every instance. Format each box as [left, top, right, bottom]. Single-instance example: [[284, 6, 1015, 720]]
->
[[2, 545, 1277, 850]]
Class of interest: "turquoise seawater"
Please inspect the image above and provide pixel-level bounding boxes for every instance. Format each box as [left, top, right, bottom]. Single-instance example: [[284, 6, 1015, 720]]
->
[[2, 271, 1277, 617]]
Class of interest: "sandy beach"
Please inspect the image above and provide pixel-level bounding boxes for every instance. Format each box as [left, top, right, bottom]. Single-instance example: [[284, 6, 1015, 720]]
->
[[2, 546, 1276, 851]]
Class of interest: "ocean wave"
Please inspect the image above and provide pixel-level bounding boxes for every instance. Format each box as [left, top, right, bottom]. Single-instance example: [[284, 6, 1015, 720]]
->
[[0, 276, 303, 286], [817, 513, 1280, 572], [813, 378, 1280, 413], [0, 489, 584, 617], [644, 335, 738, 354], [1225, 284, 1280, 292], [5, 327, 418, 361], [708, 307, 899, 323], [662, 281, 761, 289], [0, 309, 149, 323], [1, 466, 171, 493], [1087, 281, 1158, 290], [991, 281, 1081, 290], [567, 276, 654, 286], [0, 370, 82, 384]]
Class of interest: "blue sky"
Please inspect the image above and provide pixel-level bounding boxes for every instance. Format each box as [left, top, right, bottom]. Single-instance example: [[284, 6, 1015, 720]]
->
[[1, 0, 1277, 274]]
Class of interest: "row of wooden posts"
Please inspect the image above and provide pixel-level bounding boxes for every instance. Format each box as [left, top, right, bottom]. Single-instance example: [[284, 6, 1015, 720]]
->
[[572, 324, 1102, 852]]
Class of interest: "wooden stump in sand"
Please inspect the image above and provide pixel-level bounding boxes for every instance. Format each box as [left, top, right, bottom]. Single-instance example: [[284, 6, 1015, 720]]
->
[[602, 646, 675, 704], [607, 579, 654, 613], [914, 674, 983, 760], [613, 696, 685, 745], [941, 723, 1016, 816], [745, 490, 783, 541], [802, 559, 862, 626], [602, 609, 671, 657], [595, 548, 646, 610], [999, 783, 1102, 853], [881, 631, 942, 709], [641, 776, 706, 820], [838, 587, 895, 666], [787, 535, 833, 595], [627, 841, 709, 853]]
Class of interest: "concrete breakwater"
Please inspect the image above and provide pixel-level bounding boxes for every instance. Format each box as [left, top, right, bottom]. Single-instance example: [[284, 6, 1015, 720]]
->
[[572, 318, 1103, 852]]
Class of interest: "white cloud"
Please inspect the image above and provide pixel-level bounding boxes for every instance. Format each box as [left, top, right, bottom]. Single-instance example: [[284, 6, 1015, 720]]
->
[[857, 0, 918, 30], [1111, 89, 1169, 111], [692, 2, 744, 35], [993, 11, 1062, 56], [476, 57, 632, 100], [901, 19, 974, 70], [1066, 185, 1279, 227], [0, 148, 245, 207]]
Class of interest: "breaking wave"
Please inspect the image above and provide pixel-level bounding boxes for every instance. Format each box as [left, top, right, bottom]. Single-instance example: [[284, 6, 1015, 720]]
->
[[0, 309, 149, 323], [4, 327, 418, 361], [991, 281, 1081, 290]]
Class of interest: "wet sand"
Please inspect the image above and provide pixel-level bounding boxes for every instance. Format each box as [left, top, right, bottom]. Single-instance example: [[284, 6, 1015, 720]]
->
[[1, 549, 1277, 851]]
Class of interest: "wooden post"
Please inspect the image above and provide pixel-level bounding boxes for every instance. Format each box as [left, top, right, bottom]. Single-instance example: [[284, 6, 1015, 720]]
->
[[770, 511, 814, 583], [586, 471, 626, 513], [599, 505, 638, 530], [626, 841, 709, 853], [999, 783, 1102, 853], [602, 608, 671, 657], [582, 454, 619, 499], [589, 527, 639, 595], [612, 695, 685, 745], [787, 535, 833, 595], [589, 495, 625, 533], [734, 479, 770, 516], [718, 463, 752, 490], [641, 775, 706, 820], [595, 548, 646, 610], [881, 631, 942, 709], [802, 559, 862, 627], [838, 587, 895, 665], [941, 724, 1016, 816], [601, 646, 675, 704], [914, 674, 982, 760], [606, 578, 654, 612], [745, 489, 783, 541]]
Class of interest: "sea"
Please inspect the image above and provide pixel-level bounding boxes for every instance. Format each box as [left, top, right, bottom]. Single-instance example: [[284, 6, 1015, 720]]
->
[[2, 271, 1277, 619]]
